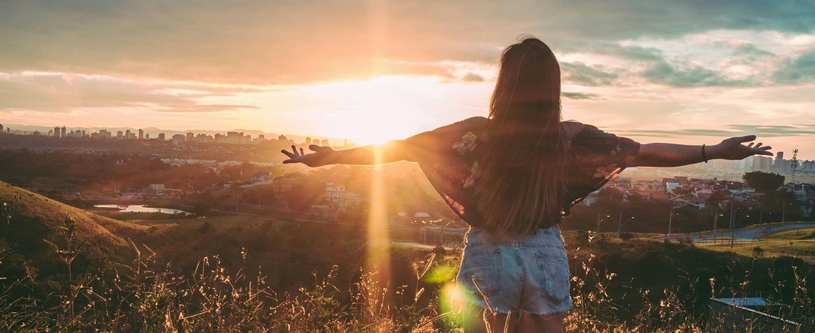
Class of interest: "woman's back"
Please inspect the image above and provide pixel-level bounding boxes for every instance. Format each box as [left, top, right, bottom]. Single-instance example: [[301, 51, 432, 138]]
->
[[399, 116, 640, 233]]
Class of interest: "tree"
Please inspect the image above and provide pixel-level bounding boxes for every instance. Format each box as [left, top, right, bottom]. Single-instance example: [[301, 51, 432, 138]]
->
[[743, 171, 785, 193]]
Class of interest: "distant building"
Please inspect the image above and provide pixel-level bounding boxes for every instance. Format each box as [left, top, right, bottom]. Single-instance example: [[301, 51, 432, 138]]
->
[[138, 129, 143, 139], [61, 127, 66, 138], [227, 132, 243, 144], [320, 139, 329, 146], [186, 132, 194, 141], [157, 133, 166, 141], [305, 136, 311, 145], [172, 134, 185, 145], [665, 181, 681, 194], [54, 126, 60, 138], [145, 133, 150, 139]]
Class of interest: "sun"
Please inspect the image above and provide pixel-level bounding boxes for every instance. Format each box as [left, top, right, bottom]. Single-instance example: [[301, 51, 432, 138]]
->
[[299, 76, 450, 145]]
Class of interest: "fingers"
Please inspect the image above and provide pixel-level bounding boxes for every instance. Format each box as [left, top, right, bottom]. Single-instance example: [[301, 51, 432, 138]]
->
[[280, 149, 295, 158], [309, 144, 332, 153], [300, 147, 304, 156]]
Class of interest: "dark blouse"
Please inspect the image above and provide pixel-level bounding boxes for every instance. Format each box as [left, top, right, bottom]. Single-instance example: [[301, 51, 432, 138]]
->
[[401, 116, 640, 230]]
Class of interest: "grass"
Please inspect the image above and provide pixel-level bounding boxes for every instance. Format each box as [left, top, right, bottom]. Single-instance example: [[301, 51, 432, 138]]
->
[[699, 227, 815, 262], [0, 181, 145, 266], [92, 210, 177, 221], [2, 181, 815, 331]]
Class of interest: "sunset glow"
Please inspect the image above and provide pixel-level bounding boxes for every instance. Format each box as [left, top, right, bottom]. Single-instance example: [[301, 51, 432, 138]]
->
[[0, 1, 813, 157]]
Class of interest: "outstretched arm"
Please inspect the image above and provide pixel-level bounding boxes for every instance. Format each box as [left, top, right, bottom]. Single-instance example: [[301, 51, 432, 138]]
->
[[630, 135, 773, 167], [281, 141, 410, 167]]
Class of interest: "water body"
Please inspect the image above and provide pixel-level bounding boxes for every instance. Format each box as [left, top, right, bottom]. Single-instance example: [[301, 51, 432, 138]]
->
[[94, 204, 190, 215]]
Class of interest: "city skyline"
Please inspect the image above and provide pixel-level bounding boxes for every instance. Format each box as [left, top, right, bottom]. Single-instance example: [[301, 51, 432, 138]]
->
[[1, 1, 814, 159]]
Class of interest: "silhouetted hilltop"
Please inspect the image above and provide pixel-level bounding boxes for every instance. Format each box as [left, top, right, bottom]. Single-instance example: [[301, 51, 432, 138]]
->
[[0, 181, 145, 276]]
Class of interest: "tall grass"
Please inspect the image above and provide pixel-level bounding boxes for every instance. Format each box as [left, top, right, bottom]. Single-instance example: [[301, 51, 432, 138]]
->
[[1, 206, 814, 332]]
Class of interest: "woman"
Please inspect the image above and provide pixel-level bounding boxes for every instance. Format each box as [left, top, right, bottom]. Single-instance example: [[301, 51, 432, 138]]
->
[[281, 37, 772, 332]]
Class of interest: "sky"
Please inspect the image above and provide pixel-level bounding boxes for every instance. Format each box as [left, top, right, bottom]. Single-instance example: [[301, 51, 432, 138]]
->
[[1, 0, 814, 159]]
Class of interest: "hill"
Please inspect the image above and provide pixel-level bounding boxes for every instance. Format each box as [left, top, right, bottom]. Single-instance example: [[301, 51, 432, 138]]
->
[[0, 181, 146, 276]]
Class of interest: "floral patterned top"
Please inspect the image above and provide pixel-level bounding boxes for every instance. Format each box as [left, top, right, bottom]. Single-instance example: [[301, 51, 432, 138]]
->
[[401, 116, 640, 230]]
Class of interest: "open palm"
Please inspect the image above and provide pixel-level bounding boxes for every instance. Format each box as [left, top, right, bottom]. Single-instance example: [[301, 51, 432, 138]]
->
[[281, 144, 336, 167]]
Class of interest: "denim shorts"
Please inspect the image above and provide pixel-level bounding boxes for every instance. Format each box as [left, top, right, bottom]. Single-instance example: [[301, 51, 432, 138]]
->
[[455, 226, 573, 315]]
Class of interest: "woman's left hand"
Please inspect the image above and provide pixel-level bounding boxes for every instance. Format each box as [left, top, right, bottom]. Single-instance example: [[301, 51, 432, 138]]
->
[[280, 145, 337, 167], [710, 135, 773, 160]]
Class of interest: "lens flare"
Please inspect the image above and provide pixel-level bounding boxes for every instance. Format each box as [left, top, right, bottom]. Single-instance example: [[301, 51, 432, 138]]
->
[[365, 145, 391, 291]]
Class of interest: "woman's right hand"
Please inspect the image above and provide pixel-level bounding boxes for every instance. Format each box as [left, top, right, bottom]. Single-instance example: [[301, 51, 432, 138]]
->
[[281, 145, 338, 167]]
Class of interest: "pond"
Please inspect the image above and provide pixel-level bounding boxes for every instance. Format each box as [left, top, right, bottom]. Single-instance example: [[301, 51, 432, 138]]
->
[[94, 204, 191, 215]]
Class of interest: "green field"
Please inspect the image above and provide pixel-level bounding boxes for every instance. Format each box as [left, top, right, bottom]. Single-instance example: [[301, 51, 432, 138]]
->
[[699, 227, 815, 262]]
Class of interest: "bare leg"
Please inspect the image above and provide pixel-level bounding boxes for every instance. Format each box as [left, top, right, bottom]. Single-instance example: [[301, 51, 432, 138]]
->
[[463, 303, 566, 333], [462, 305, 516, 333], [516, 311, 566, 333]]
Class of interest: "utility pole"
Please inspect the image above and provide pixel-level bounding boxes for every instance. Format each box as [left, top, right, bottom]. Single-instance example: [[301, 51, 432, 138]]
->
[[782, 201, 786, 224], [730, 204, 735, 249], [668, 206, 674, 237], [712, 206, 719, 244], [618, 216, 635, 238], [597, 213, 602, 234]]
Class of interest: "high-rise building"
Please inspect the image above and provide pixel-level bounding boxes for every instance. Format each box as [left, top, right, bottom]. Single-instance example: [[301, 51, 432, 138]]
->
[[54, 126, 60, 138], [157, 133, 166, 141], [138, 129, 144, 140], [61, 127, 66, 138], [116, 130, 123, 139], [172, 134, 185, 145], [227, 132, 238, 143], [145, 133, 150, 139], [186, 132, 194, 141], [320, 139, 329, 146]]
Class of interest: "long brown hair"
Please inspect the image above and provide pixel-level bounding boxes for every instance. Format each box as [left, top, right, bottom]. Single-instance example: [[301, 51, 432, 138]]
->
[[474, 37, 567, 234]]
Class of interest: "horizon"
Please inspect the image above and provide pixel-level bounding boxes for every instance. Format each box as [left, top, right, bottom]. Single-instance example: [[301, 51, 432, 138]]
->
[[1, 1, 815, 159]]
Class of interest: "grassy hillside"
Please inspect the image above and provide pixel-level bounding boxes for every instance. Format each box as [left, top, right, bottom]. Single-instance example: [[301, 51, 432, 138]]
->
[[0, 181, 146, 276]]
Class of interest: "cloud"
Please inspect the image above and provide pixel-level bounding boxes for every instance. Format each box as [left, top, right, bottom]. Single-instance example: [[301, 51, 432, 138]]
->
[[461, 72, 485, 82], [772, 48, 815, 84], [619, 124, 815, 138], [0, 72, 261, 113], [731, 43, 776, 58], [641, 61, 752, 88], [560, 42, 664, 62], [562, 92, 600, 100], [2, 1, 814, 85], [561, 62, 622, 86]]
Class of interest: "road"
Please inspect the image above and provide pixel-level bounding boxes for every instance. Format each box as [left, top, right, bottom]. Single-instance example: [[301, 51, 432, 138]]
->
[[662, 223, 815, 244]]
